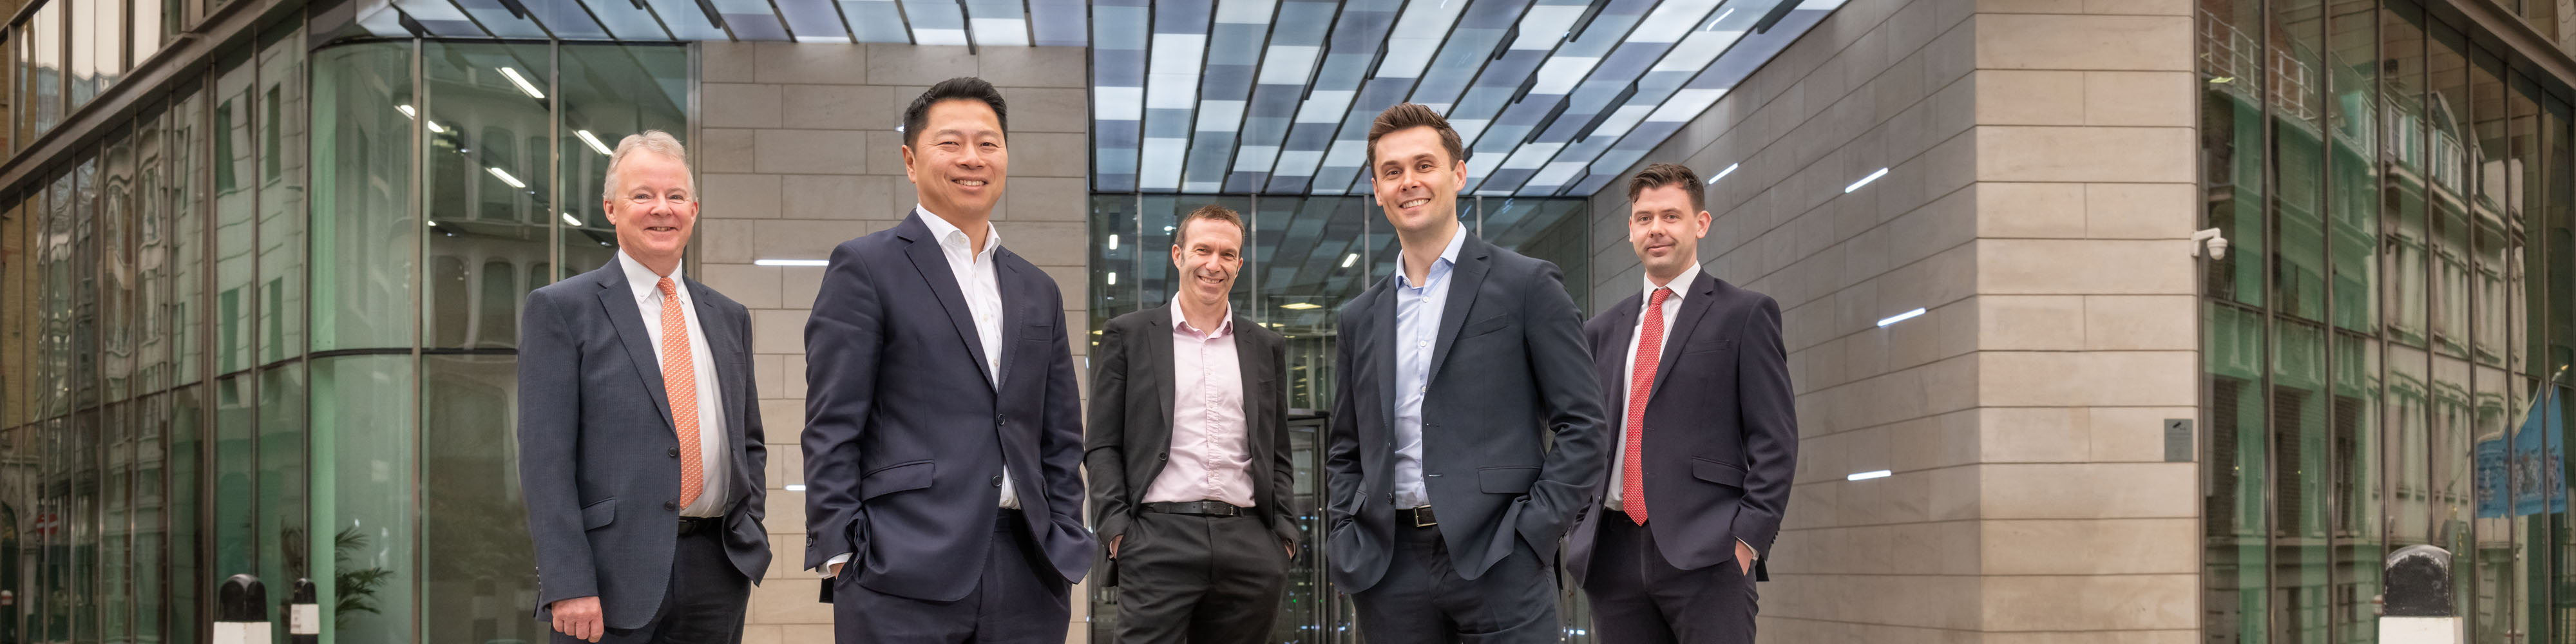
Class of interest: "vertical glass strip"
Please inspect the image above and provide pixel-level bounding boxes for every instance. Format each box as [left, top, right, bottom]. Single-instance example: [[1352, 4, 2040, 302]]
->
[[2204, 1, 2273, 639]]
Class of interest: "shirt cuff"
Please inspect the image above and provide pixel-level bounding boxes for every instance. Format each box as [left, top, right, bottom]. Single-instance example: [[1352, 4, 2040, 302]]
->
[[817, 553, 852, 578]]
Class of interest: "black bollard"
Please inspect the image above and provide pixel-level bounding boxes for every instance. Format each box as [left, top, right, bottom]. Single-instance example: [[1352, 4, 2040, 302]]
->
[[215, 574, 274, 644], [2380, 545, 2457, 643], [290, 578, 320, 643]]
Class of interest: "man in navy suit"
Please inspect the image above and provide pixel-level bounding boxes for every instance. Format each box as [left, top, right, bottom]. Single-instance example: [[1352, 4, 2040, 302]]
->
[[518, 131, 770, 643], [1325, 102, 1608, 643], [802, 77, 1092, 644], [1570, 163, 1798, 643]]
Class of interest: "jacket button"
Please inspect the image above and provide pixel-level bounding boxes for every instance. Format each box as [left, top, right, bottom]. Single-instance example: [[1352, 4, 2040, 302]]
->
[[991, 475, 1004, 487], [1158, 453, 1169, 462], [665, 500, 680, 511], [668, 447, 681, 458], [997, 414, 1007, 426]]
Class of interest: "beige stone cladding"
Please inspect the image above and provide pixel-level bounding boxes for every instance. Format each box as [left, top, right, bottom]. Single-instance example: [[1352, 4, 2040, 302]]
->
[[1584, 0, 2199, 641]]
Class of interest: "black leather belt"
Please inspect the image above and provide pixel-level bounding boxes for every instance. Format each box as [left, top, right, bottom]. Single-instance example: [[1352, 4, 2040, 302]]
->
[[1142, 500, 1243, 516], [677, 516, 721, 536], [1397, 505, 1437, 527]]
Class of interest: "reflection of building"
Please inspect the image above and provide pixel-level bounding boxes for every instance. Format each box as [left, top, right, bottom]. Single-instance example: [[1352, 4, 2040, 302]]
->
[[7, 0, 2573, 643]]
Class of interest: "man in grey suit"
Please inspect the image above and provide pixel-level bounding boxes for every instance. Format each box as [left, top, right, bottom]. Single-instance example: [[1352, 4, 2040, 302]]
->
[[1087, 204, 1297, 644], [1326, 102, 1609, 643], [517, 131, 769, 643]]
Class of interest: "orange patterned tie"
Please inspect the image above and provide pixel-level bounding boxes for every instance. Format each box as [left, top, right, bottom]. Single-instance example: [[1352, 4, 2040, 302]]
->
[[1623, 287, 1672, 525], [656, 277, 704, 508]]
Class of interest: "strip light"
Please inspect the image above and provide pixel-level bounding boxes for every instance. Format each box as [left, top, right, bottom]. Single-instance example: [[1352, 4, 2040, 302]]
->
[[1281, 303, 1322, 310], [487, 167, 527, 189], [396, 104, 416, 118], [1877, 308, 1926, 327], [1847, 469, 1892, 481], [784, 484, 807, 491], [1107, 234, 1120, 250], [499, 67, 546, 99], [1107, 272, 1118, 285], [1706, 162, 1738, 184], [575, 129, 613, 156], [1844, 167, 1889, 193], [754, 259, 830, 267], [1340, 253, 1359, 268], [560, 213, 581, 227]]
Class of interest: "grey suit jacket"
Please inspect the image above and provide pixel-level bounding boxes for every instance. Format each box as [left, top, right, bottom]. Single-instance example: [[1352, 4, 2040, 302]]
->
[[1324, 232, 1610, 592], [517, 259, 770, 629], [1084, 305, 1298, 587]]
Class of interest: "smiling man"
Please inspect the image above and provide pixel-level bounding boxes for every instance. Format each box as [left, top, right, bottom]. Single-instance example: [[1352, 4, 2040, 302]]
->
[[1324, 103, 1607, 644], [1569, 163, 1796, 643], [517, 131, 770, 644], [1085, 204, 1297, 644], [802, 77, 1092, 644]]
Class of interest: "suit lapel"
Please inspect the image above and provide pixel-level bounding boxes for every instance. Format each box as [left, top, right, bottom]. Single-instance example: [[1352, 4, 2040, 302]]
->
[[1230, 314, 1268, 443], [1371, 277, 1400, 435], [1150, 307, 1178, 450], [595, 261, 676, 430], [688, 280, 748, 443], [1424, 234, 1491, 382], [995, 252, 1030, 390], [898, 214, 999, 390], [1648, 271, 1721, 399]]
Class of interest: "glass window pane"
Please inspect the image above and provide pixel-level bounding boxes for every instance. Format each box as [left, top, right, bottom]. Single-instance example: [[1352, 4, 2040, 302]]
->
[[93, 0, 122, 92], [31, 2, 61, 137], [558, 44, 689, 279], [172, 86, 203, 388], [67, 0, 93, 108], [310, 43, 415, 352], [213, 49, 253, 377], [256, 361, 307, 640], [2429, 23, 2471, 359], [2386, 5, 2429, 347], [424, 42, 551, 350], [421, 354, 543, 644], [167, 383, 203, 644], [105, 130, 134, 403], [2204, 0, 2266, 310], [1250, 196, 1369, 410], [310, 355, 414, 642], [134, 0, 164, 65], [258, 25, 306, 363]]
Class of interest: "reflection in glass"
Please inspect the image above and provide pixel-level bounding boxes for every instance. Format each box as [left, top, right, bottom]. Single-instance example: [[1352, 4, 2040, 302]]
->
[[310, 43, 416, 352], [311, 355, 415, 642], [558, 45, 689, 278], [425, 41, 551, 351], [423, 354, 542, 644]]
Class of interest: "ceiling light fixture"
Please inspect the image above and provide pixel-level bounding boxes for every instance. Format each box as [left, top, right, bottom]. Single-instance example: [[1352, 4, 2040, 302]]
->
[[560, 213, 581, 227], [575, 129, 613, 156], [1281, 303, 1322, 310], [499, 66, 546, 99], [487, 167, 528, 189], [1340, 253, 1359, 268], [1844, 167, 1889, 194]]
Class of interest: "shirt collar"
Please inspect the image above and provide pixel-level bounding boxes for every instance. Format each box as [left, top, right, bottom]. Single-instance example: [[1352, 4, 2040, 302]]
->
[[1643, 261, 1702, 303], [616, 250, 685, 301], [1170, 296, 1235, 338], [1397, 224, 1468, 289], [915, 204, 1000, 259]]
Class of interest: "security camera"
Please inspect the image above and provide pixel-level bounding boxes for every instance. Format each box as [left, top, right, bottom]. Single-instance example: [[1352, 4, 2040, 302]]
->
[[2190, 228, 2229, 260]]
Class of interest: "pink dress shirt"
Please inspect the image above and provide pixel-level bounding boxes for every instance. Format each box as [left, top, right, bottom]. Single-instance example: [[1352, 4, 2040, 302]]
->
[[1140, 303, 1259, 508]]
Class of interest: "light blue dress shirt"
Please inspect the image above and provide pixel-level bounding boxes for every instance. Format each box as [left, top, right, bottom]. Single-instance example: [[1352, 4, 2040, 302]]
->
[[1390, 225, 1466, 509]]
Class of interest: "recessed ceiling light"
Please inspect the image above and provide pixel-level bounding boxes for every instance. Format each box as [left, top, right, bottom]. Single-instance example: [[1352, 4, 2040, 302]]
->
[[575, 129, 613, 156], [1281, 303, 1321, 310], [486, 167, 527, 189], [561, 213, 580, 227], [1340, 253, 1359, 268]]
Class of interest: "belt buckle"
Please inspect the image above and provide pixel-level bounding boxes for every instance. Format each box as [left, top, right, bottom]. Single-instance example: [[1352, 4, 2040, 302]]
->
[[1411, 505, 1436, 527]]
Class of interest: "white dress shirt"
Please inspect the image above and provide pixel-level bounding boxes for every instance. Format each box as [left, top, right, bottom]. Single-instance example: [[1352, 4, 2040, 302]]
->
[[616, 251, 730, 518], [1390, 225, 1465, 509], [914, 205, 1022, 509], [1605, 262, 1698, 511], [1142, 297, 1257, 507]]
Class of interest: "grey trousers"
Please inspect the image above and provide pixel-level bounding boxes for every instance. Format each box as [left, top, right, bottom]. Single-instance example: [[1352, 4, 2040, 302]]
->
[[553, 528, 750, 644], [1109, 511, 1291, 644], [1351, 522, 1561, 644], [1579, 511, 1757, 644]]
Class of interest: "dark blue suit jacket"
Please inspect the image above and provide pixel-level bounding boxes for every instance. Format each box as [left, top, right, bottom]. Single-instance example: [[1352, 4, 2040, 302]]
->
[[516, 259, 770, 629], [1567, 270, 1797, 582], [1324, 232, 1609, 592], [801, 213, 1094, 603]]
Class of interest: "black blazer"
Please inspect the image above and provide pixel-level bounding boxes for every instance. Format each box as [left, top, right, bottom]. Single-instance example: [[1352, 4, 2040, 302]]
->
[[1567, 270, 1797, 583], [1084, 306, 1297, 586], [801, 212, 1094, 603], [516, 259, 770, 629], [1324, 232, 1609, 593]]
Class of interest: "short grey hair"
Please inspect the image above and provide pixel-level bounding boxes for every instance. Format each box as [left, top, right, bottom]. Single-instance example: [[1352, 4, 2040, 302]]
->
[[600, 129, 695, 204]]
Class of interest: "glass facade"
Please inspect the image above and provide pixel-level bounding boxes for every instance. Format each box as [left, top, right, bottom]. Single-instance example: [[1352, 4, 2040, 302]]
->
[[2200, 0, 2576, 641], [1082, 193, 1594, 641], [11, 0, 174, 151], [0, 6, 688, 640]]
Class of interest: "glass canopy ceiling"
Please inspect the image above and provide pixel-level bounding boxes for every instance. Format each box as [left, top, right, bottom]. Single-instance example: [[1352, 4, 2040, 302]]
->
[[350, 0, 1841, 197]]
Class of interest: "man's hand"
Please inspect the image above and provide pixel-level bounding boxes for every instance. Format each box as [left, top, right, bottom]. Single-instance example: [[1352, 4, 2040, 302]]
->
[[1734, 540, 1758, 569], [828, 562, 844, 577], [1284, 540, 1297, 558], [1109, 535, 1123, 559], [549, 596, 604, 642]]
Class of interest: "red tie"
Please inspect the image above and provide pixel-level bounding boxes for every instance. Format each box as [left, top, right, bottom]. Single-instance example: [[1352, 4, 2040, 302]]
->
[[1623, 287, 1672, 524]]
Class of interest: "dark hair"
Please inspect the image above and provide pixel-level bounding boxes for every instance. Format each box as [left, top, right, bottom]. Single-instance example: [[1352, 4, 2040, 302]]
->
[[1366, 102, 1466, 171], [1176, 204, 1247, 250], [1627, 163, 1706, 213], [902, 77, 1009, 147]]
